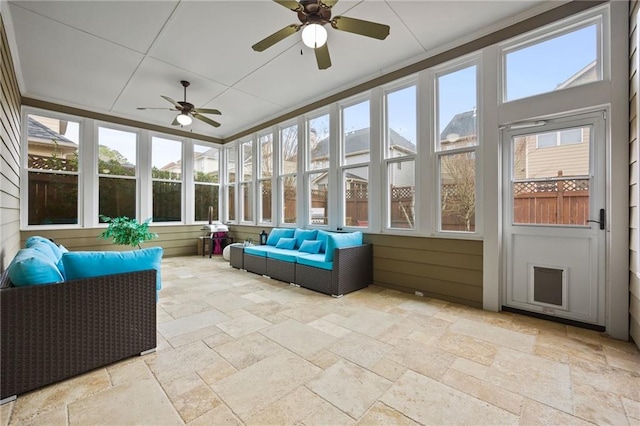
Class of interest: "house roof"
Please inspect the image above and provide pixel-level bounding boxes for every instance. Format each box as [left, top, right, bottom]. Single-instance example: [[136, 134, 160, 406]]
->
[[312, 127, 415, 158], [27, 117, 75, 145], [440, 110, 476, 141]]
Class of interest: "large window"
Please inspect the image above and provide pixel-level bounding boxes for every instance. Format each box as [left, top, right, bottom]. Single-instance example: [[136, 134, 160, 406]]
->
[[194, 144, 220, 222], [98, 126, 137, 221], [436, 62, 478, 232], [503, 20, 601, 102], [258, 132, 273, 223], [240, 140, 254, 222], [385, 84, 417, 229], [306, 112, 330, 226], [279, 124, 298, 224], [341, 99, 370, 227], [152, 136, 182, 222], [26, 114, 80, 225], [225, 144, 237, 222]]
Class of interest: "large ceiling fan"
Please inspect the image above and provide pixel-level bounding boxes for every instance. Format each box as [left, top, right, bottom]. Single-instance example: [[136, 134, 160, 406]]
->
[[137, 80, 222, 128], [252, 0, 390, 70]]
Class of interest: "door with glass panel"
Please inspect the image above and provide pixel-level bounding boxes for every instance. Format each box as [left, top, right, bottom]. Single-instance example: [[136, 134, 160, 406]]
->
[[502, 112, 605, 326]]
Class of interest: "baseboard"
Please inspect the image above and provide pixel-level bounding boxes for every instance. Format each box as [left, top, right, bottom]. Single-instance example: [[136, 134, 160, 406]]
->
[[502, 306, 606, 332]]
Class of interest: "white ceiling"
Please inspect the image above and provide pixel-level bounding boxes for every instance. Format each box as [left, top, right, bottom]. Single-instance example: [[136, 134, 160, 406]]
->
[[5, 0, 553, 140]]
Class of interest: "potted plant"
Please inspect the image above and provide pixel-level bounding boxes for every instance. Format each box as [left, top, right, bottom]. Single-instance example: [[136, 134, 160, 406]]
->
[[99, 215, 158, 249]]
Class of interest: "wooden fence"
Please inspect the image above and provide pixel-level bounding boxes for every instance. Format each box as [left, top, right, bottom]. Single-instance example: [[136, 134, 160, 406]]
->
[[513, 178, 589, 225]]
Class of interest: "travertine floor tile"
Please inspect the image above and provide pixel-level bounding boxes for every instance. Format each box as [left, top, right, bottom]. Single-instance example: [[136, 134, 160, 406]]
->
[[68, 378, 182, 425], [157, 308, 230, 339], [386, 337, 456, 380], [329, 331, 393, 368], [306, 359, 392, 419], [107, 358, 153, 386], [308, 317, 353, 338], [162, 373, 223, 423], [212, 351, 321, 421], [382, 370, 518, 425], [146, 340, 224, 384], [187, 404, 242, 425], [486, 347, 572, 413], [215, 332, 286, 369], [450, 356, 490, 380], [435, 330, 499, 366], [451, 317, 536, 352], [622, 397, 640, 420], [337, 307, 400, 338], [260, 318, 336, 358], [163, 299, 215, 319], [520, 399, 592, 426], [216, 312, 272, 338], [168, 324, 224, 348], [0, 400, 13, 426], [356, 402, 420, 425]]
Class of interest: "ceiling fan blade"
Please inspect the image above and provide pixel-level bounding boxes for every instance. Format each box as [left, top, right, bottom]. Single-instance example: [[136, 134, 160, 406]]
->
[[161, 95, 183, 109], [314, 43, 332, 70], [332, 16, 390, 40], [194, 113, 221, 128], [171, 116, 180, 126], [321, 0, 338, 7], [194, 108, 221, 115], [273, 0, 302, 11], [137, 107, 175, 110], [252, 24, 300, 52]]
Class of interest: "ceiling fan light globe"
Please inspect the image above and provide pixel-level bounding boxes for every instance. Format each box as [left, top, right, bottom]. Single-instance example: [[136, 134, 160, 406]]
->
[[302, 24, 327, 49], [177, 113, 192, 126]]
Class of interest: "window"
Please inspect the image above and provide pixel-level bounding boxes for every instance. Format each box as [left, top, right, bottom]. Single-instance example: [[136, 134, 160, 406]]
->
[[385, 84, 417, 229], [98, 127, 137, 221], [536, 128, 583, 148], [194, 144, 220, 222], [279, 124, 298, 224], [26, 114, 80, 225], [306, 112, 330, 225], [436, 62, 478, 232], [225, 144, 237, 222], [503, 20, 601, 102], [152, 136, 182, 222], [341, 99, 370, 227], [240, 140, 254, 222], [258, 132, 273, 223]]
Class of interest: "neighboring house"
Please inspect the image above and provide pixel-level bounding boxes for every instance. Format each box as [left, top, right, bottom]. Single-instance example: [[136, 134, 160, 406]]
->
[[27, 116, 77, 161]]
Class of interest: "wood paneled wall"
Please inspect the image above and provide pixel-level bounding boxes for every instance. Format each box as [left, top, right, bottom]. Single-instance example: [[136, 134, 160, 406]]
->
[[0, 13, 21, 272], [630, 0, 640, 349]]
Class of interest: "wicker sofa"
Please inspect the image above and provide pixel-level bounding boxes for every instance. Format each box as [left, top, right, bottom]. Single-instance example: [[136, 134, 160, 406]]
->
[[233, 229, 372, 297], [0, 238, 161, 402]]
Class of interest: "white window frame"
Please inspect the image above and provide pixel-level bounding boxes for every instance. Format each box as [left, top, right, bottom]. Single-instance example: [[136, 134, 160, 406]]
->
[[192, 141, 221, 224], [223, 142, 238, 224], [278, 120, 299, 227], [257, 130, 275, 225], [150, 133, 185, 224], [239, 138, 255, 224]]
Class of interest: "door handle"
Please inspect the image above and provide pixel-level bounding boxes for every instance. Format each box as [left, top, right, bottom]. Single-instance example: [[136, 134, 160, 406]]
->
[[586, 208, 605, 230]]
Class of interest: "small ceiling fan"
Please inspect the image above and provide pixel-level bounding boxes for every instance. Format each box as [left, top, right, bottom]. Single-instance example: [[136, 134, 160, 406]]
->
[[137, 80, 222, 128], [252, 0, 390, 70]]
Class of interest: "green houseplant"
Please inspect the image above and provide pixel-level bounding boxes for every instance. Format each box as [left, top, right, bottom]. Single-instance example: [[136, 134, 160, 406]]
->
[[99, 215, 158, 249]]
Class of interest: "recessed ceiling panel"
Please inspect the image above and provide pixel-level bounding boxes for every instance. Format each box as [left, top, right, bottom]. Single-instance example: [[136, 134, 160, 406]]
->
[[9, 0, 178, 53], [10, 3, 143, 110]]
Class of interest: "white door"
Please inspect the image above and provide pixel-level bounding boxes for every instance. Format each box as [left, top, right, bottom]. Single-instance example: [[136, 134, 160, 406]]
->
[[502, 112, 606, 326]]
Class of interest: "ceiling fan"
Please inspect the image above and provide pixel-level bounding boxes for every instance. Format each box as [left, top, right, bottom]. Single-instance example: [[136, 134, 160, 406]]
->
[[252, 0, 390, 70], [137, 80, 222, 128]]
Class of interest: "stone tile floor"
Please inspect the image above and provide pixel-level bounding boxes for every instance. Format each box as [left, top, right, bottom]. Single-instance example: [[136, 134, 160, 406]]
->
[[2, 255, 639, 425]]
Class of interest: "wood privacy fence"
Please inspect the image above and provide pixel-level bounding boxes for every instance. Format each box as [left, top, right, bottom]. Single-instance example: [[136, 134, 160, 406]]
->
[[513, 178, 589, 225]]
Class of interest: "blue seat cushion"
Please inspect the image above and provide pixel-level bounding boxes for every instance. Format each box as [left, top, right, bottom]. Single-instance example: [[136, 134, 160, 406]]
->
[[267, 248, 312, 263], [62, 247, 164, 290], [325, 231, 363, 262], [297, 253, 333, 271], [8, 247, 64, 286], [275, 237, 297, 250], [244, 245, 277, 257], [293, 228, 318, 248], [299, 240, 322, 254], [266, 228, 295, 246]]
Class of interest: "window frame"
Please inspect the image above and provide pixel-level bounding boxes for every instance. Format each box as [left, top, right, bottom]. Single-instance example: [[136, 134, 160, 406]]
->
[[150, 133, 185, 224], [304, 108, 331, 228], [277, 120, 299, 227], [257, 130, 275, 225], [192, 141, 221, 224], [239, 138, 255, 224]]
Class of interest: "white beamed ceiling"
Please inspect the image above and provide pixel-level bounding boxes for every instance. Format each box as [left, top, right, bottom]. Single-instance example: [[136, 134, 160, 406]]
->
[[6, 0, 550, 140]]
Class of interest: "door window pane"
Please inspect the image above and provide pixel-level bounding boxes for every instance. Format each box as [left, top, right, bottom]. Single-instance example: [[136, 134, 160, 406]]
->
[[513, 127, 590, 225], [386, 86, 417, 158], [344, 166, 369, 227], [342, 101, 370, 165], [309, 172, 328, 225], [388, 160, 415, 229], [308, 114, 330, 170], [437, 65, 477, 151], [440, 152, 476, 232], [505, 23, 600, 102]]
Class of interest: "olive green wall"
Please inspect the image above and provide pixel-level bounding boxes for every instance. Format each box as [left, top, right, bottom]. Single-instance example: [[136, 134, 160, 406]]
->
[[0, 13, 22, 273]]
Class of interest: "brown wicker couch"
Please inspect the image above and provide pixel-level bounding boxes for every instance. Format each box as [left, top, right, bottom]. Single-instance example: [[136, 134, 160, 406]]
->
[[0, 269, 157, 402]]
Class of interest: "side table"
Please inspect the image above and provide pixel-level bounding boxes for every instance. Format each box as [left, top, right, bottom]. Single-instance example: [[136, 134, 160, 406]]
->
[[229, 244, 245, 269]]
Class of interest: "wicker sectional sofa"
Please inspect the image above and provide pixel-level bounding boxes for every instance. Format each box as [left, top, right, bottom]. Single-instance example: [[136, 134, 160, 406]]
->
[[0, 238, 161, 402], [232, 228, 372, 297]]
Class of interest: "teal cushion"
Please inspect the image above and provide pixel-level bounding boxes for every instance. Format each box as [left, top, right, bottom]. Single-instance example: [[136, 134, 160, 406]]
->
[[25, 236, 67, 278], [299, 240, 322, 254], [7, 247, 64, 286], [316, 230, 331, 253], [62, 247, 163, 290], [275, 237, 296, 250], [293, 229, 317, 249], [325, 232, 363, 262], [266, 248, 311, 263], [266, 228, 295, 246], [244, 245, 275, 257], [297, 253, 333, 271]]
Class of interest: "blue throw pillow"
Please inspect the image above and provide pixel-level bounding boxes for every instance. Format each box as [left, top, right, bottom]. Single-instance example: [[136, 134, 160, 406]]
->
[[294, 228, 318, 249], [299, 240, 322, 254], [275, 237, 296, 250], [25, 236, 67, 278], [324, 232, 363, 262], [7, 247, 64, 287], [62, 247, 164, 290], [266, 228, 295, 246]]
